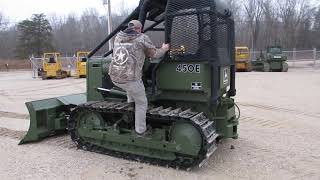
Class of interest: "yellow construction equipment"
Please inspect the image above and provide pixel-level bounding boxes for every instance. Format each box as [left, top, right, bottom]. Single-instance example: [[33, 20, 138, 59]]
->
[[76, 51, 89, 78], [235, 46, 251, 72], [41, 52, 69, 80]]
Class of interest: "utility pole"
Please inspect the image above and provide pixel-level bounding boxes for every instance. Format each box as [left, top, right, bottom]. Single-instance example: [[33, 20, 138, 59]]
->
[[103, 0, 113, 51]]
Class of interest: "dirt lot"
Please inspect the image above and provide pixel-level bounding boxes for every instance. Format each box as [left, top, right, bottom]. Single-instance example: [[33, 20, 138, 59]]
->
[[0, 67, 320, 180]]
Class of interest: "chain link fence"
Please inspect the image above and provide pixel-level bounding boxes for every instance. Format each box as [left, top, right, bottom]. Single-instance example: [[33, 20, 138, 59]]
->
[[29, 55, 106, 78], [30, 48, 320, 78], [29, 55, 77, 78]]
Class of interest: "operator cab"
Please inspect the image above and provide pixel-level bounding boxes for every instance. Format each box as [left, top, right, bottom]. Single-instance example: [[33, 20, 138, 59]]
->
[[49, 56, 56, 63], [81, 57, 87, 62], [268, 47, 282, 54]]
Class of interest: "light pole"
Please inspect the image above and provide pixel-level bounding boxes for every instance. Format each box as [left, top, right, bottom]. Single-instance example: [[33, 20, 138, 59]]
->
[[103, 0, 113, 51]]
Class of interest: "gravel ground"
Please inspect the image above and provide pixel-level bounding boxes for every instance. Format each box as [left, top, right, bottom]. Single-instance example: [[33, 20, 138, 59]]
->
[[0, 67, 320, 180]]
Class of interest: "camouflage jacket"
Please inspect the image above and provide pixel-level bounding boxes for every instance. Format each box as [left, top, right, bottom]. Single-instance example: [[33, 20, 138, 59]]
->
[[109, 29, 166, 83]]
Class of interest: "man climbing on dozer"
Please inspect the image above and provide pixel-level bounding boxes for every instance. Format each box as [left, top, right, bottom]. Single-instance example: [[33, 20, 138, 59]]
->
[[108, 20, 170, 136]]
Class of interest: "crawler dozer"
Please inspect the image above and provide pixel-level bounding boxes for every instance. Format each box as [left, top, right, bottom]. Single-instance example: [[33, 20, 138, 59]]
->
[[235, 46, 251, 72], [41, 53, 70, 80], [76, 51, 89, 78], [20, 0, 238, 168], [252, 45, 288, 72]]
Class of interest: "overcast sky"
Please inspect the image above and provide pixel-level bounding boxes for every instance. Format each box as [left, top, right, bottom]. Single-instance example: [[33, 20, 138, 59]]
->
[[1, 0, 319, 23], [0, 0, 140, 22]]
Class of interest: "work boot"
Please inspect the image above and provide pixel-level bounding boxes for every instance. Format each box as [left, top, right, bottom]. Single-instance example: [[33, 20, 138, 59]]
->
[[127, 102, 135, 111], [135, 126, 152, 138]]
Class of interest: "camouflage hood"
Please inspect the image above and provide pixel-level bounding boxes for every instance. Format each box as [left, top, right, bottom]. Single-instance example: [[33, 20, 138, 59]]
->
[[116, 28, 142, 43], [108, 28, 158, 83]]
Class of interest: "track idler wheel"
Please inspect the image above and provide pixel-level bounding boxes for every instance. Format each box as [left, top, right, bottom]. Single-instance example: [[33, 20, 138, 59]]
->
[[41, 72, 47, 80], [282, 62, 289, 72], [263, 63, 270, 72], [68, 108, 105, 145], [170, 122, 203, 166]]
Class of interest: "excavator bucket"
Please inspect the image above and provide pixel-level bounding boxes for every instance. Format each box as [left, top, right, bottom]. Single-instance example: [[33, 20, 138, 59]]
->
[[19, 94, 86, 144]]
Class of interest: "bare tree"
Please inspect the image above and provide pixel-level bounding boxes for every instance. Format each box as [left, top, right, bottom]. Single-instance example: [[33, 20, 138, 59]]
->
[[313, 7, 320, 48], [243, 0, 264, 52], [0, 12, 9, 31], [226, 0, 242, 18], [0, 12, 4, 29], [0, 12, 17, 59], [2, 1, 320, 59], [278, 0, 314, 48], [80, 8, 107, 54], [53, 14, 83, 55], [117, 0, 131, 16], [261, 0, 279, 46], [48, 13, 63, 31]]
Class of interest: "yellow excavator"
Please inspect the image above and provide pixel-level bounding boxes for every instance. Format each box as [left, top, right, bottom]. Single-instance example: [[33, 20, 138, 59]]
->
[[76, 51, 89, 78], [41, 52, 70, 80], [235, 46, 251, 72]]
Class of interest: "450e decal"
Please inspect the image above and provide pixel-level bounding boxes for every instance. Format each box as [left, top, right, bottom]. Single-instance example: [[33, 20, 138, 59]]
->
[[176, 64, 201, 73]]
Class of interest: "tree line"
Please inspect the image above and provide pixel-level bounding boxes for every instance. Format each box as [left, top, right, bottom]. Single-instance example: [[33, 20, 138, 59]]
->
[[0, 8, 129, 59], [0, 0, 320, 59], [231, 0, 320, 51]]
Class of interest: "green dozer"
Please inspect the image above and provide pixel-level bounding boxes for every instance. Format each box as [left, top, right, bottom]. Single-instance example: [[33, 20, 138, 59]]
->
[[20, 0, 239, 168], [252, 45, 289, 72]]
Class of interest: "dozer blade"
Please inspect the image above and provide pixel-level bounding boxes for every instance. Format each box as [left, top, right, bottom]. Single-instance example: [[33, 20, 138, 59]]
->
[[19, 94, 86, 144]]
